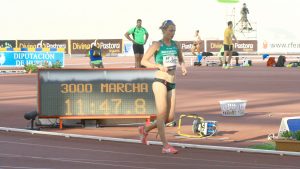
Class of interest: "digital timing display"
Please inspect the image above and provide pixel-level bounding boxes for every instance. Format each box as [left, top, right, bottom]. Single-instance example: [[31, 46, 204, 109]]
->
[[38, 69, 157, 117]]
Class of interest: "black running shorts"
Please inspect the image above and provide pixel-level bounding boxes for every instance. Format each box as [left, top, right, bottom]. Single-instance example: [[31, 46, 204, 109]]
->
[[133, 44, 144, 54]]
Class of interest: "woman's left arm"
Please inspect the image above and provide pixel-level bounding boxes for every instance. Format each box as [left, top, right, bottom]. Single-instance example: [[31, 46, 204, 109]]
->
[[176, 41, 187, 76]]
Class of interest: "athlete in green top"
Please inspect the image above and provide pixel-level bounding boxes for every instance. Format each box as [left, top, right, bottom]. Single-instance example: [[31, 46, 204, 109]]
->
[[139, 20, 187, 154], [154, 40, 179, 71], [124, 19, 149, 68]]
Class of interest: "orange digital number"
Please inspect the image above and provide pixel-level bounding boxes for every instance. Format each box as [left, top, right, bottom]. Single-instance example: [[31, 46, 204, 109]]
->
[[135, 98, 146, 114], [65, 98, 72, 115], [61, 83, 93, 93], [111, 99, 122, 114]]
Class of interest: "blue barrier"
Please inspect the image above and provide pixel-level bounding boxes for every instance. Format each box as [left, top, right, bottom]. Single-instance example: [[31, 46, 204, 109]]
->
[[21, 48, 28, 51], [50, 48, 57, 51], [6, 48, 13, 51], [35, 48, 43, 51]]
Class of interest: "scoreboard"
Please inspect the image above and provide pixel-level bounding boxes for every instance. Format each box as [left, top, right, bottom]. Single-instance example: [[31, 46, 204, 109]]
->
[[38, 69, 157, 117]]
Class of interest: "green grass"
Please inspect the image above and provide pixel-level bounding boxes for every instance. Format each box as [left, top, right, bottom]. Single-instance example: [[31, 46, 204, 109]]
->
[[248, 142, 276, 150], [217, 0, 239, 3]]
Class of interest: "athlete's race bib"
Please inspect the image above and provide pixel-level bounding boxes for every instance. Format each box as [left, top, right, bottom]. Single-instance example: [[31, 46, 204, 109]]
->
[[163, 55, 177, 70]]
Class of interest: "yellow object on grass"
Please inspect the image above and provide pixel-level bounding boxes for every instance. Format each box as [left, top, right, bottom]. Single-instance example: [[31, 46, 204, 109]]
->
[[177, 114, 206, 138]]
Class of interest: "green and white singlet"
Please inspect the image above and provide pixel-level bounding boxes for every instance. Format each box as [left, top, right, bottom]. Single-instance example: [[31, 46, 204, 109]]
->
[[155, 40, 179, 70]]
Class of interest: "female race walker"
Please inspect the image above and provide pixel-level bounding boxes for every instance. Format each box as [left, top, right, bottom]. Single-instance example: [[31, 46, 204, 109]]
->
[[139, 20, 187, 154], [191, 30, 201, 56]]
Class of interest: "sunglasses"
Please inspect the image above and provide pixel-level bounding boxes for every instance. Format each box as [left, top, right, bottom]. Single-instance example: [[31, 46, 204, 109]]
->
[[162, 20, 174, 28]]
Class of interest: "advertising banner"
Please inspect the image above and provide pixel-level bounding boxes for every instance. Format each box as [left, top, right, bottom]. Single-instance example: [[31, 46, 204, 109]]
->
[[206, 40, 257, 53], [17, 40, 68, 54], [258, 40, 300, 54], [177, 41, 205, 53], [70, 39, 123, 55], [0, 40, 17, 48], [206, 40, 223, 52], [0, 51, 64, 67]]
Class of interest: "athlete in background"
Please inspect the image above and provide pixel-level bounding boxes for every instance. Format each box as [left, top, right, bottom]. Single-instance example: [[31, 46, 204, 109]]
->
[[125, 19, 149, 68]]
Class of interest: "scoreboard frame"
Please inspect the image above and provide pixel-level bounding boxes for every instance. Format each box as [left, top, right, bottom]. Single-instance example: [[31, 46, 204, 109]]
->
[[37, 68, 157, 128]]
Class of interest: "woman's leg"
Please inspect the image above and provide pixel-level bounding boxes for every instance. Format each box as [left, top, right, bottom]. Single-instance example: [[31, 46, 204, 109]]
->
[[145, 88, 176, 129], [166, 89, 176, 123], [144, 82, 168, 146], [163, 89, 178, 153], [191, 45, 196, 56], [196, 44, 201, 55]]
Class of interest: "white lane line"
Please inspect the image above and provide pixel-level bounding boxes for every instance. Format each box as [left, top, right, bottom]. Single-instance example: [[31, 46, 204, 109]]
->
[[0, 95, 36, 100], [0, 127, 300, 156], [0, 166, 52, 169], [0, 153, 296, 169], [1, 127, 300, 157], [0, 154, 156, 169], [32, 157, 299, 169], [0, 141, 298, 169]]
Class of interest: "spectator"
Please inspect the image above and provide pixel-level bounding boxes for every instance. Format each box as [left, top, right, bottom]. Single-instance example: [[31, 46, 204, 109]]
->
[[89, 42, 103, 68], [191, 30, 201, 56], [124, 19, 149, 68]]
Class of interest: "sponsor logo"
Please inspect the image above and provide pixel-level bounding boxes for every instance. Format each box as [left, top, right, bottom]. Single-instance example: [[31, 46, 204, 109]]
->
[[0, 40, 16, 48], [181, 43, 193, 50], [0, 42, 13, 48], [178, 41, 204, 52], [13, 52, 55, 60], [100, 42, 120, 49], [71, 39, 122, 54], [234, 43, 254, 49], [36, 40, 67, 48], [18, 40, 66, 49], [19, 43, 37, 48], [89, 39, 121, 50], [210, 43, 223, 49], [18, 40, 68, 54], [263, 41, 300, 49], [206, 40, 257, 52], [73, 43, 91, 50]]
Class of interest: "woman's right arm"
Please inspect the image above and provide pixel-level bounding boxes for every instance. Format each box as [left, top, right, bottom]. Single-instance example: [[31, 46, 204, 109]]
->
[[141, 41, 159, 68]]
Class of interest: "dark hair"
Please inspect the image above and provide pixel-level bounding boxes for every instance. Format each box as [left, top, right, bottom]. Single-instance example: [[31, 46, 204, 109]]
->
[[92, 45, 98, 50], [159, 20, 175, 30], [228, 21, 233, 26], [137, 19, 142, 22]]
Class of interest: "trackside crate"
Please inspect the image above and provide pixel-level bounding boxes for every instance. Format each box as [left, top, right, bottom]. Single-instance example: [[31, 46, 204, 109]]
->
[[219, 100, 247, 116]]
